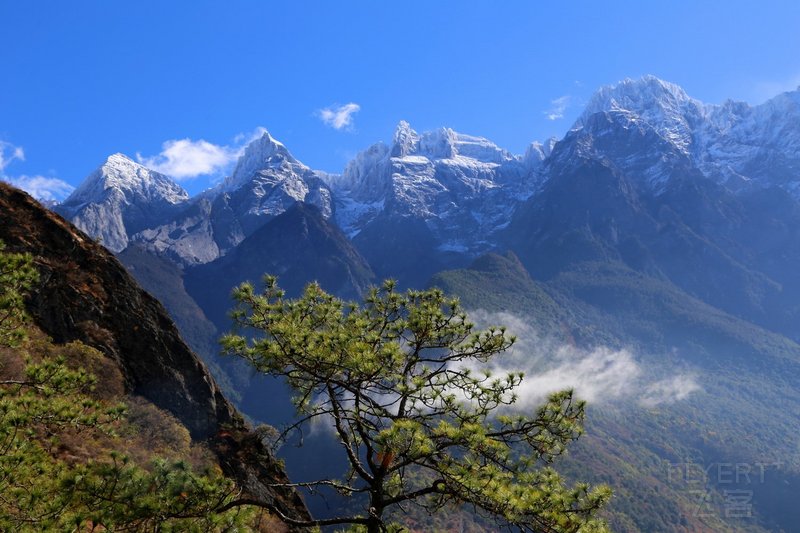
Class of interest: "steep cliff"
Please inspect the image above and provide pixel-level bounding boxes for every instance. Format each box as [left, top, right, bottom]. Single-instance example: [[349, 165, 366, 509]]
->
[[0, 182, 310, 527]]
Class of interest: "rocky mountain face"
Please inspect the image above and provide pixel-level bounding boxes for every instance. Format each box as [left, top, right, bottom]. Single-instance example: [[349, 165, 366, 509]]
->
[[325, 121, 545, 285], [48, 75, 800, 367], [56, 78, 800, 277], [0, 182, 309, 526], [506, 76, 800, 340], [55, 153, 189, 252], [573, 75, 800, 195], [185, 202, 374, 332], [328, 120, 543, 241], [57, 131, 334, 267], [132, 131, 334, 266], [52, 76, 800, 347]]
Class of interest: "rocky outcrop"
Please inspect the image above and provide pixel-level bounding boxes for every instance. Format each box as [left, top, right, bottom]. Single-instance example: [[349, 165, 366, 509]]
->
[[574, 75, 800, 196], [0, 182, 310, 526], [132, 131, 334, 266], [326, 121, 543, 253], [185, 202, 375, 331], [55, 153, 189, 252]]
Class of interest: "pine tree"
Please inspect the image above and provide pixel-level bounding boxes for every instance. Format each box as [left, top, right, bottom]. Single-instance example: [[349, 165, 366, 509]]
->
[[222, 277, 611, 532], [0, 241, 38, 347], [0, 241, 257, 531]]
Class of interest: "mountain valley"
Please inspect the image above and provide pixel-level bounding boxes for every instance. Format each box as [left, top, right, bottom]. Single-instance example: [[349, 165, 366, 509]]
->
[[45, 76, 800, 532]]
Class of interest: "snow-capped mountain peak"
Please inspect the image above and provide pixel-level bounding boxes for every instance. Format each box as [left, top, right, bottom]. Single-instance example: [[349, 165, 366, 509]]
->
[[328, 123, 540, 250], [223, 129, 299, 191], [65, 153, 188, 207], [575, 75, 706, 154], [388, 121, 514, 163], [558, 76, 800, 198], [50, 76, 800, 282], [391, 120, 420, 157], [692, 86, 800, 194], [523, 138, 556, 167], [417, 127, 458, 159], [581, 75, 693, 115], [122, 128, 337, 266], [56, 154, 189, 253]]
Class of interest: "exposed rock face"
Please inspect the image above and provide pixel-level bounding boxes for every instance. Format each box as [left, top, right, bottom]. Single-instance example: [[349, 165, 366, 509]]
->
[[115, 244, 222, 376], [55, 154, 189, 252], [32, 75, 800, 533], [54, 122, 546, 288], [321, 121, 545, 286], [0, 182, 309, 525], [50, 76, 800, 332], [185, 202, 375, 331], [2, 182, 229, 437], [505, 81, 800, 340], [130, 194, 236, 266], [326, 121, 543, 252], [54, 77, 800, 281], [133, 131, 334, 266], [573, 75, 800, 196]]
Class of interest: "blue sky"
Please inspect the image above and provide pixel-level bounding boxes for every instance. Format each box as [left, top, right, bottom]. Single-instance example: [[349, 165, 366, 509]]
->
[[2, 1, 799, 198]]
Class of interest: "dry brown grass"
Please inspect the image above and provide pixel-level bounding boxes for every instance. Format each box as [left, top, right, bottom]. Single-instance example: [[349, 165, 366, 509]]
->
[[1, 327, 222, 474]]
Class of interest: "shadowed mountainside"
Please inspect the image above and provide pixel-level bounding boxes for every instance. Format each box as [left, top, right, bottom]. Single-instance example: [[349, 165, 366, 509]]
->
[[0, 182, 310, 527]]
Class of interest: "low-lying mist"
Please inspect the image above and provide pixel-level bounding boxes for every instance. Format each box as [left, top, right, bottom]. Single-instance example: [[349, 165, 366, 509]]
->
[[466, 310, 701, 410]]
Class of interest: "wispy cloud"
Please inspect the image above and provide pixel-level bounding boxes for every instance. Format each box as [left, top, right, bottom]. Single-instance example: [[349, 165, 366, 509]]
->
[[136, 127, 268, 181], [0, 141, 25, 172], [544, 95, 571, 121], [316, 102, 361, 131], [233, 126, 269, 145], [464, 310, 701, 409], [2, 175, 74, 202], [640, 375, 700, 408], [512, 346, 642, 405], [0, 140, 74, 202]]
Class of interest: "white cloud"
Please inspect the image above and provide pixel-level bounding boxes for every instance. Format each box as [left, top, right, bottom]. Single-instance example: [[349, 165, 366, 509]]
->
[[2, 175, 74, 202], [136, 127, 269, 181], [463, 310, 701, 409], [513, 346, 642, 405], [0, 141, 25, 172], [0, 140, 73, 203], [233, 126, 269, 145], [640, 375, 701, 408], [316, 102, 361, 131], [137, 139, 239, 180], [544, 95, 571, 121]]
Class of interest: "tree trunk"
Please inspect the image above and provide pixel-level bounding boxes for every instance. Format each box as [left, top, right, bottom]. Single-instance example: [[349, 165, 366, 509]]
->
[[367, 516, 382, 533], [368, 481, 384, 533]]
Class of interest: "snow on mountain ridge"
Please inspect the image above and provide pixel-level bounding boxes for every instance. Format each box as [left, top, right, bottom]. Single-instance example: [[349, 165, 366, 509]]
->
[[211, 128, 333, 221], [66, 153, 189, 207], [387, 121, 516, 163], [222, 130, 297, 191], [576, 75, 706, 155], [57, 76, 800, 265], [695, 88, 800, 193], [127, 129, 334, 265], [391, 120, 419, 157], [580, 75, 694, 115], [327, 121, 543, 250], [56, 153, 189, 252], [571, 76, 800, 197], [523, 138, 556, 168]]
